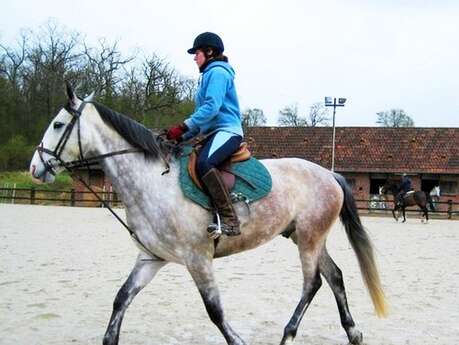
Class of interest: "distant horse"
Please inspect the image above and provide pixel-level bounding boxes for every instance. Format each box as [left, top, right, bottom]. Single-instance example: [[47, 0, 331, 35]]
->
[[429, 186, 440, 211], [380, 180, 434, 223], [29, 83, 387, 345]]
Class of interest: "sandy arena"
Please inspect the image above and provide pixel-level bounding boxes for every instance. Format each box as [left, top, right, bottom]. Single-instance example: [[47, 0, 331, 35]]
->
[[1, 204, 458, 345]]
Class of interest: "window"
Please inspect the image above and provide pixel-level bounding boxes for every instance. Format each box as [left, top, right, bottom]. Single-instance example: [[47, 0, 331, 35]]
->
[[440, 181, 458, 195]]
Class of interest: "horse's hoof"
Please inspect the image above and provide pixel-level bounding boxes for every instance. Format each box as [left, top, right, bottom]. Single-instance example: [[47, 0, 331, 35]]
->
[[279, 335, 294, 345], [347, 328, 363, 345]]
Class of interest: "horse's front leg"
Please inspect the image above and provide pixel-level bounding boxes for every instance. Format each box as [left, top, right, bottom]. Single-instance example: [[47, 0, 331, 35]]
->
[[187, 256, 246, 345], [392, 206, 398, 221], [103, 253, 167, 345], [402, 207, 407, 222]]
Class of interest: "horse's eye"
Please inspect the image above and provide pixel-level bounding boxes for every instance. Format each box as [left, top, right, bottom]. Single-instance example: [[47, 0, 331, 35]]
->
[[53, 121, 65, 129]]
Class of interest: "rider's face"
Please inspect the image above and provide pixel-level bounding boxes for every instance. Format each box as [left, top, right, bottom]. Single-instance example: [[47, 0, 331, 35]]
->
[[194, 50, 206, 68]]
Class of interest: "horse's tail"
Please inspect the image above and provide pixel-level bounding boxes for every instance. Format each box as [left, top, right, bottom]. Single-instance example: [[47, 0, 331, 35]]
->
[[334, 173, 388, 318]]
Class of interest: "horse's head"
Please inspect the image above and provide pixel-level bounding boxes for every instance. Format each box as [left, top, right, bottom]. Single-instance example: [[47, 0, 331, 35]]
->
[[29, 82, 95, 183]]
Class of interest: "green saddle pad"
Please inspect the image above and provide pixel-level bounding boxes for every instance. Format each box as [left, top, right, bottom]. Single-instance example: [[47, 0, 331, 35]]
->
[[179, 146, 272, 210]]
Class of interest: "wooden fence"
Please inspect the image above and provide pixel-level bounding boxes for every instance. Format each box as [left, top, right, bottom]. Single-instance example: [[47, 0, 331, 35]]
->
[[1, 187, 458, 219], [355, 198, 459, 219], [0, 187, 122, 208]]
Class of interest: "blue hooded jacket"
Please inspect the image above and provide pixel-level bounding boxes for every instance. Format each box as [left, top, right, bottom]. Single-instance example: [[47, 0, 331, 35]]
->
[[183, 61, 243, 141]]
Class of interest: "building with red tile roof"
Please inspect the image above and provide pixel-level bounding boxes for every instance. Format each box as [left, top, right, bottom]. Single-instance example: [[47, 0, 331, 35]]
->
[[245, 127, 459, 210], [245, 127, 459, 174]]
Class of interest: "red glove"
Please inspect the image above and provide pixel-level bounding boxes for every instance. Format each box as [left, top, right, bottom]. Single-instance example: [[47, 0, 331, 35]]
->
[[166, 123, 187, 142]]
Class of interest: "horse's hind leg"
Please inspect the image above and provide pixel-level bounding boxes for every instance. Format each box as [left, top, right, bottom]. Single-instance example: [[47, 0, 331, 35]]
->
[[187, 256, 246, 345], [103, 253, 167, 345], [422, 207, 429, 223], [319, 247, 363, 345], [280, 240, 323, 345]]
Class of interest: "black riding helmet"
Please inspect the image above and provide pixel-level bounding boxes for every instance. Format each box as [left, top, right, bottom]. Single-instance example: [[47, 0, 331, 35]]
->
[[187, 32, 224, 54]]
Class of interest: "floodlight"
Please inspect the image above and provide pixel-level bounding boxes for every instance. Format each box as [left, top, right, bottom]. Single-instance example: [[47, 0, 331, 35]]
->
[[323, 95, 348, 172]]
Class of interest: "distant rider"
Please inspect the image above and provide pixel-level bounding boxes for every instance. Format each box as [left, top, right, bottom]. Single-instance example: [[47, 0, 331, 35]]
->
[[396, 173, 412, 205]]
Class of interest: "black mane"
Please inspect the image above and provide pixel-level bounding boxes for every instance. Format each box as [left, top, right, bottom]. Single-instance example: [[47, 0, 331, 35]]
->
[[91, 102, 181, 159]]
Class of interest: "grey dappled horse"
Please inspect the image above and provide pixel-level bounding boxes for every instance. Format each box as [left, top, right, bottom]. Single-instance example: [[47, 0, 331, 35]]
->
[[29, 84, 387, 345]]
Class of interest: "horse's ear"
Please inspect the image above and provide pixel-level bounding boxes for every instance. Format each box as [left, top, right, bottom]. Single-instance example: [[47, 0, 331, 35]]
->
[[65, 81, 78, 107], [84, 91, 96, 102]]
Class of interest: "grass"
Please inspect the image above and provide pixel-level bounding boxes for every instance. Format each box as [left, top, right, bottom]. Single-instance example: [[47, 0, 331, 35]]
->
[[0, 171, 74, 190]]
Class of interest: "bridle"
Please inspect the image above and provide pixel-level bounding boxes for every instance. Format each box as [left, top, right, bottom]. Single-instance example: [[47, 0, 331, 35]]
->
[[36, 101, 141, 176], [35, 100, 163, 261]]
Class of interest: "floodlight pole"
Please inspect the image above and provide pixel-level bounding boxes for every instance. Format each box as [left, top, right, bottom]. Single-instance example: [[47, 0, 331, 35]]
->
[[325, 97, 345, 172], [331, 100, 337, 172]]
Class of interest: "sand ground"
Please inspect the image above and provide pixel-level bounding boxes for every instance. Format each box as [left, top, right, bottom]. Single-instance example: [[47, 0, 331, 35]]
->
[[1, 204, 458, 345]]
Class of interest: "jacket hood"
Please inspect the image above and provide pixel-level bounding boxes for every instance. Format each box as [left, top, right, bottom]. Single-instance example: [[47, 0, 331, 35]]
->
[[203, 60, 235, 78]]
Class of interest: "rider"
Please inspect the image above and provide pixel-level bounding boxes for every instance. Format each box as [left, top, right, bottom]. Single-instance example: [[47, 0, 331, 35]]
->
[[396, 173, 412, 206], [166, 32, 243, 236]]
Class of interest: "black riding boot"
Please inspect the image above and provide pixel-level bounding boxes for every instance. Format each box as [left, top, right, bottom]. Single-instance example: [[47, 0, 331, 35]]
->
[[202, 168, 240, 236]]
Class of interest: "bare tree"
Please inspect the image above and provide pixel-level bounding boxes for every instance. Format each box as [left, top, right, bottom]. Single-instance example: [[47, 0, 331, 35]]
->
[[278, 102, 331, 127], [376, 109, 414, 127], [0, 33, 27, 88], [82, 39, 134, 100], [180, 77, 197, 102], [116, 65, 145, 121], [25, 20, 82, 118], [242, 108, 267, 128], [306, 102, 330, 127], [278, 104, 307, 126], [141, 54, 184, 126]]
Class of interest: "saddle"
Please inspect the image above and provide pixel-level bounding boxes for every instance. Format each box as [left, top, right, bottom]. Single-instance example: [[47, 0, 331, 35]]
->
[[179, 144, 272, 210], [188, 142, 251, 190]]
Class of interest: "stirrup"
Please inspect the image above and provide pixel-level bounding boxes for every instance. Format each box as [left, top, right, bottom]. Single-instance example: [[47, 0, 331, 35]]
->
[[207, 213, 223, 239], [207, 212, 241, 238]]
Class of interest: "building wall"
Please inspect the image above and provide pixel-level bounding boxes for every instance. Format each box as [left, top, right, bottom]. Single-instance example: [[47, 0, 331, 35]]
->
[[341, 172, 369, 209]]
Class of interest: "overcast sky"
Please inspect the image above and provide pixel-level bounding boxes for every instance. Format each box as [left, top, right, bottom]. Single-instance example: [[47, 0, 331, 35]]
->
[[2, 0, 459, 127]]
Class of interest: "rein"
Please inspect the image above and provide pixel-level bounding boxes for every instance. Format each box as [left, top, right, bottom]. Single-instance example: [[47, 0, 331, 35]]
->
[[36, 101, 164, 261]]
